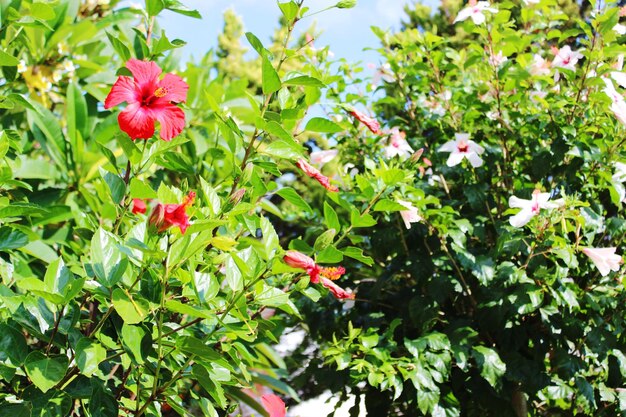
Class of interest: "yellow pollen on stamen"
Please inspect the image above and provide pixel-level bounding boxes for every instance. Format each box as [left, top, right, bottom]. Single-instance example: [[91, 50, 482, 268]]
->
[[154, 87, 168, 98], [320, 267, 345, 281]]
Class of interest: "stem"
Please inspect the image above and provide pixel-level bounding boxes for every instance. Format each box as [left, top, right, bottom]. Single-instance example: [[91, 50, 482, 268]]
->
[[151, 264, 169, 400], [229, 17, 297, 196], [45, 305, 65, 354]]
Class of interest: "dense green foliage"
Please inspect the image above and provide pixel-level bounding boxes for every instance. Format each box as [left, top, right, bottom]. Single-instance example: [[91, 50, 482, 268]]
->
[[0, 0, 625, 416]]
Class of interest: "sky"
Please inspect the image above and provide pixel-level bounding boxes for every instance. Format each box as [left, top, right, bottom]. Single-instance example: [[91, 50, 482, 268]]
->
[[157, 0, 438, 65]]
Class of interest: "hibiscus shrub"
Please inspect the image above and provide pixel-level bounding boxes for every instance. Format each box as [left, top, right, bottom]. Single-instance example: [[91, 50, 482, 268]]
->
[[279, 1, 626, 417], [1, 0, 626, 416], [0, 0, 359, 415]]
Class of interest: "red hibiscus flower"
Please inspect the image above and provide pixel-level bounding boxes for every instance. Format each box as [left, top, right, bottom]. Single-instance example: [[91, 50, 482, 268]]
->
[[104, 59, 188, 141], [283, 250, 354, 300], [131, 198, 147, 214], [149, 191, 195, 234], [261, 394, 286, 417], [296, 159, 338, 192], [349, 109, 382, 135]]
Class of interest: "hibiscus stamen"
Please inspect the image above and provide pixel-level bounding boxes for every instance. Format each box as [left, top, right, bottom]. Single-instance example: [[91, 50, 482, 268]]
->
[[154, 87, 168, 98], [182, 191, 196, 208], [320, 266, 346, 281], [457, 140, 469, 153]]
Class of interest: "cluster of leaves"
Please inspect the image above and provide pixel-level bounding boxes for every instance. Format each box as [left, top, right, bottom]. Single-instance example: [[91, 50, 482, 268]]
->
[[279, 1, 626, 416]]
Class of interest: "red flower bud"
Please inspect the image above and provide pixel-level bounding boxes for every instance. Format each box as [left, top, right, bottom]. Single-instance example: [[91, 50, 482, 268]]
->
[[296, 159, 339, 192], [349, 109, 382, 135], [132, 198, 147, 214]]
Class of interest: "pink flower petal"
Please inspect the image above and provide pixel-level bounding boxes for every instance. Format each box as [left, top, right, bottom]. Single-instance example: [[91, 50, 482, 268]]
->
[[157, 73, 189, 103], [154, 103, 186, 141], [104, 76, 139, 109], [118, 102, 155, 140], [321, 277, 355, 300], [126, 59, 161, 94], [261, 394, 286, 417]]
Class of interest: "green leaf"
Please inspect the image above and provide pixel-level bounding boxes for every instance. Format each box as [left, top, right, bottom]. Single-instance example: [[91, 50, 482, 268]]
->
[[75, 338, 106, 377], [278, 1, 299, 23], [283, 76, 325, 87], [0, 227, 28, 250], [317, 246, 343, 263], [129, 178, 157, 199], [375, 167, 406, 185], [120, 324, 151, 364], [263, 139, 304, 160], [245, 32, 266, 57], [165, 300, 212, 319], [324, 202, 341, 231], [27, 102, 67, 172], [164, 0, 201, 18], [350, 209, 377, 228], [43, 257, 84, 304], [193, 364, 227, 408], [24, 352, 68, 393], [105, 31, 131, 62], [342, 247, 374, 266], [89, 381, 117, 417], [91, 228, 127, 287], [100, 168, 127, 204], [277, 187, 312, 213], [146, 0, 165, 17], [262, 54, 281, 95], [30, 2, 56, 19], [152, 30, 187, 55], [473, 346, 506, 388], [314, 229, 336, 251], [265, 121, 295, 142], [112, 288, 148, 324], [176, 337, 222, 361], [305, 117, 343, 133], [261, 216, 280, 259], [0, 323, 29, 365], [66, 82, 87, 167], [0, 50, 19, 66]]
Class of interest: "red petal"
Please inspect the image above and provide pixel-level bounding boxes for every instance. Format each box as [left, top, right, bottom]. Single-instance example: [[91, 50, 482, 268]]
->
[[163, 203, 191, 234], [158, 73, 189, 103], [126, 59, 161, 96], [104, 76, 139, 109], [261, 394, 286, 417], [321, 277, 355, 300], [131, 199, 147, 214], [118, 102, 155, 140], [153, 103, 185, 141]]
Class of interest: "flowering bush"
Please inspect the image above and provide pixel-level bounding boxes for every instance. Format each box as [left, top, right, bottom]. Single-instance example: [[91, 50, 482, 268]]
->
[[277, 1, 626, 416], [1, 0, 626, 416]]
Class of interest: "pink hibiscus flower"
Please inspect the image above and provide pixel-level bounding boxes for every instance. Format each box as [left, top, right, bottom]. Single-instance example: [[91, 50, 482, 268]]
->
[[283, 250, 354, 300], [104, 59, 188, 141], [261, 394, 286, 417]]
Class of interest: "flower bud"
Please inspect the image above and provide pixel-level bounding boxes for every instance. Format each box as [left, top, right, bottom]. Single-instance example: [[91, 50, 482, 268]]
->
[[132, 198, 147, 215], [336, 0, 357, 8]]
